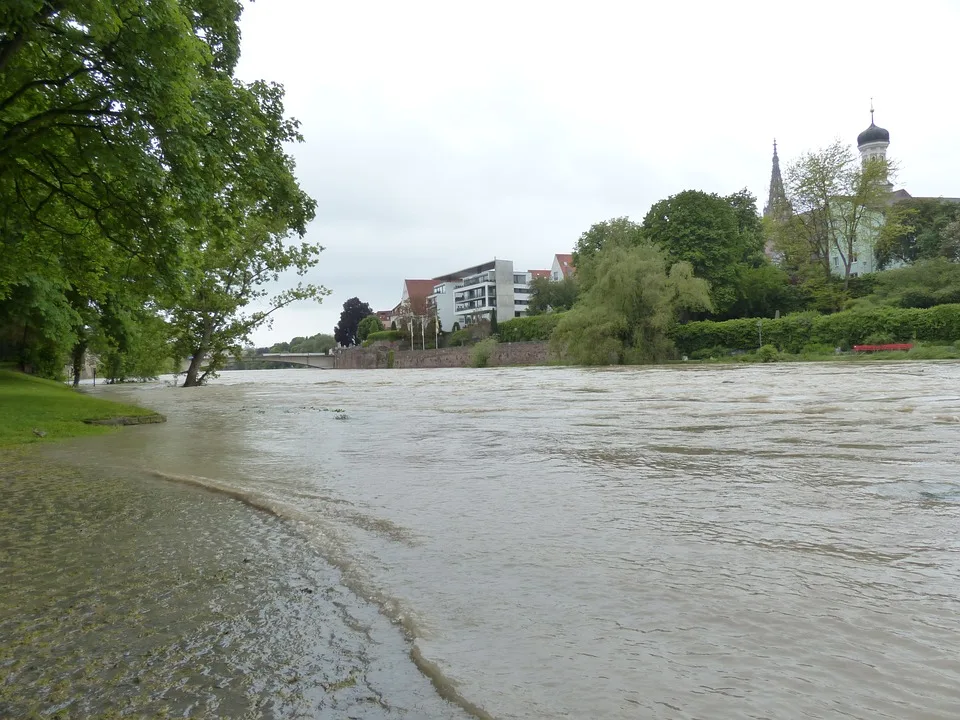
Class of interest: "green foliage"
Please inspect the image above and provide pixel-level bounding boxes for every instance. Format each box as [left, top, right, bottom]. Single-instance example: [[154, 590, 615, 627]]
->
[[448, 329, 472, 346], [386, 350, 395, 369], [851, 258, 960, 309], [270, 332, 335, 354], [470, 338, 497, 368], [451, 321, 461, 332], [362, 330, 402, 345], [497, 313, 565, 342], [756, 344, 780, 362], [0, 1, 324, 388], [526, 276, 579, 315], [642, 189, 764, 316], [551, 241, 712, 365], [334, 298, 373, 348], [727, 262, 805, 318], [572, 217, 645, 291], [670, 304, 960, 356], [356, 315, 384, 342], [874, 198, 960, 268]]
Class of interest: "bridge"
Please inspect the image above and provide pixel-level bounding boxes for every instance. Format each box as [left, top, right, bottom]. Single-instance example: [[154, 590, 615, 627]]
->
[[259, 352, 335, 369]]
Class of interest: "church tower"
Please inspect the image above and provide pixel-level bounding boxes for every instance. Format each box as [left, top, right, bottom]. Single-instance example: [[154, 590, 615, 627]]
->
[[857, 100, 890, 164], [763, 140, 789, 220]]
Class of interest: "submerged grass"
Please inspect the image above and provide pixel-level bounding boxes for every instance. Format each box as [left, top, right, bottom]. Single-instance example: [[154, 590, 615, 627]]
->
[[0, 370, 159, 447]]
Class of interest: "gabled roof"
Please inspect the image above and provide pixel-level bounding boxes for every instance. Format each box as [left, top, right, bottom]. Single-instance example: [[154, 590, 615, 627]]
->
[[529, 269, 551, 279], [401, 279, 436, 314], [554, 254, 575, 278]]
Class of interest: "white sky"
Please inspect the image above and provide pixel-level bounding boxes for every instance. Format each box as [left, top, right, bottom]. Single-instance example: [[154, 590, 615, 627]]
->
[[235, 0, 960, 346]]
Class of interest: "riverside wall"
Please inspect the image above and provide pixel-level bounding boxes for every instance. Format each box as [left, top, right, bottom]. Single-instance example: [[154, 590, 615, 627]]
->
[[334, 342, 550, 370]]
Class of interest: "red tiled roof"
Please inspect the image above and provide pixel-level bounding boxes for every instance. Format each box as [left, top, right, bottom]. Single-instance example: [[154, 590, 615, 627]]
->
[[403, 279, 436, 314], [528, 269, 551, 279], [554, 254, 576, 278]]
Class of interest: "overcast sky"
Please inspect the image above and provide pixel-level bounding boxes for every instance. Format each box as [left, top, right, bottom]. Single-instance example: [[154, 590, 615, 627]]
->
[[235, 0, 960, 346]]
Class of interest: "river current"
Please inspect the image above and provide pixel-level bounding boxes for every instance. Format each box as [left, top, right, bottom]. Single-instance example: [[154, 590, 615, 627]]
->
[[71, 363, 960, 718]]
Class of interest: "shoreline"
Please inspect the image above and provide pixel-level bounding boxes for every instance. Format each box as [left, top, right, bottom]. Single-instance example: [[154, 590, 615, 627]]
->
[[0, 446, 473, 719]]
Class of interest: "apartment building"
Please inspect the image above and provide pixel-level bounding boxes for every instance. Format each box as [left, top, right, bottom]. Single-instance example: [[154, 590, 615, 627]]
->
[[427, 259, 539, 329]]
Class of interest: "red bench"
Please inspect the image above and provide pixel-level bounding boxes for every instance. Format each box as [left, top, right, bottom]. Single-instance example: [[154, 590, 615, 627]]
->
[[852, 343, 914, 352]]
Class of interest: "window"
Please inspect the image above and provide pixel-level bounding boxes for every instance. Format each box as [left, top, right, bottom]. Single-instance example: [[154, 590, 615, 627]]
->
[[833, 257, 838, 267], [553, 271, 559, 280]]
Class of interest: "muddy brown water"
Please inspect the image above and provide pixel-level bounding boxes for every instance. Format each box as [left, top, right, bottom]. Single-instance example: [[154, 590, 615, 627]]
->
[[6, 362, 960, 718]]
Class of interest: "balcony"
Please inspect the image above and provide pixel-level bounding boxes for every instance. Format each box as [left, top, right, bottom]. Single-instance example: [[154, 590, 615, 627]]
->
[[454, 272, 494, 289]]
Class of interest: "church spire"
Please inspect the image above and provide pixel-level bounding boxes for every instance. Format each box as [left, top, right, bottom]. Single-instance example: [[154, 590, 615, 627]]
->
[[763, 139, 788, 220]]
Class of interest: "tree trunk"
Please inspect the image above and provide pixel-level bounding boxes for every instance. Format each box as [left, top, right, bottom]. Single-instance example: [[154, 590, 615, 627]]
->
[[71, 339, 87, 387], [182, 320, 213, 387], [182, 352, 205, 387]]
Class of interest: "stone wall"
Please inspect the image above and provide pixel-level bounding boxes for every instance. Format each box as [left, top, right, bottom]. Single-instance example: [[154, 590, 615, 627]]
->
[[334, 342, 550, 370]]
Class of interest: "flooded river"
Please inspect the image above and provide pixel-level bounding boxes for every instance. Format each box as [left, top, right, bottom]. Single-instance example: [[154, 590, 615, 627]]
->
[[10, 362, 960, 718]]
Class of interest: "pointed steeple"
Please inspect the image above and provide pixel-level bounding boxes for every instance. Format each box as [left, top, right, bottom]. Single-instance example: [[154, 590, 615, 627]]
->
[[763, 139, 788, 220]]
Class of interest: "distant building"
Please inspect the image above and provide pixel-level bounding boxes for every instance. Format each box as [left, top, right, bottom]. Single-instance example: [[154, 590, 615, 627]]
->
[[551, 254, 575, 281], [428, 259, 534, 328]]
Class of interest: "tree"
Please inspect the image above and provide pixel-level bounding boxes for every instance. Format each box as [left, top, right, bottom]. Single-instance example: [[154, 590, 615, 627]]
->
[[641, 189, 763, 315], [572, 217, 645, 292], [527, 276, 579, 315], [334, 297, 373, 347], [490, 308, 498, 335], [781, 140, 895, 288], [0, 1, 327, 385], [169, 78, 324, 387], [356, 315, 383, 342], [874, 198, 960, 268], [551, 241, 712, 365]]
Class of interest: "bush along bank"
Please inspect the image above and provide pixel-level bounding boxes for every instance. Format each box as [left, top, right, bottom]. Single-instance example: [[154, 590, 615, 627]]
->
[[496, 313, 566, 343], [669, 304, 960, 357]]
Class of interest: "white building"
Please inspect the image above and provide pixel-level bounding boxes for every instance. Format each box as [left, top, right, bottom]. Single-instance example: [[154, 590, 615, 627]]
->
[[428, 259, 535, 328]]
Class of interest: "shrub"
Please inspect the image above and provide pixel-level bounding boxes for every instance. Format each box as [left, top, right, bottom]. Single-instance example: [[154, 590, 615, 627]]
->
[[364, 330, 403, 344], [757, 344, 780, 362], [470, 338, 497, 368], [356, 315, 384, 342], [497, 313, 565, 342], [449, 329, 471, 346]]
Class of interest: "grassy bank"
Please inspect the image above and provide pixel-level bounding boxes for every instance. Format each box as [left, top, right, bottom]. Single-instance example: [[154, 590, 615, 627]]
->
[[0, 370, 161, 447]]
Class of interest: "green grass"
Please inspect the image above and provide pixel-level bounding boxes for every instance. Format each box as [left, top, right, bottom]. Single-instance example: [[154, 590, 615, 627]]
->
[[0, 370, 159, 447]]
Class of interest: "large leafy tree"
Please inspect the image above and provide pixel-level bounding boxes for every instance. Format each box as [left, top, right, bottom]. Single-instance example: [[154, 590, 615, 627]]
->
[[551, 241, 711, 365], [168, 77, 324, 387], [641, 189, 764, 315], [334, 297, 373, 347]]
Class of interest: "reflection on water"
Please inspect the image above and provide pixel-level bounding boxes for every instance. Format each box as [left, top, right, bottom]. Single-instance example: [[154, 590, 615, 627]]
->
[[27, 362, 960, 718]]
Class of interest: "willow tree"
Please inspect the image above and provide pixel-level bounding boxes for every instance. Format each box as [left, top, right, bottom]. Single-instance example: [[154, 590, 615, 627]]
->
[[782, 140, 896, 288], [551, 241, 711, 365]]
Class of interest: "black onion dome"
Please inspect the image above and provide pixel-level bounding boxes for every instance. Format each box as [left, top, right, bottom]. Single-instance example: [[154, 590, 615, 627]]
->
[[858, 122, 890, 146]]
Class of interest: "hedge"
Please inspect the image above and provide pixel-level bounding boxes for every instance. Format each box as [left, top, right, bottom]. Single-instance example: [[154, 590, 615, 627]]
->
[[669, 304, 960, 355], [363, 330, 403, 344], [497, 313, 565, 342]]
